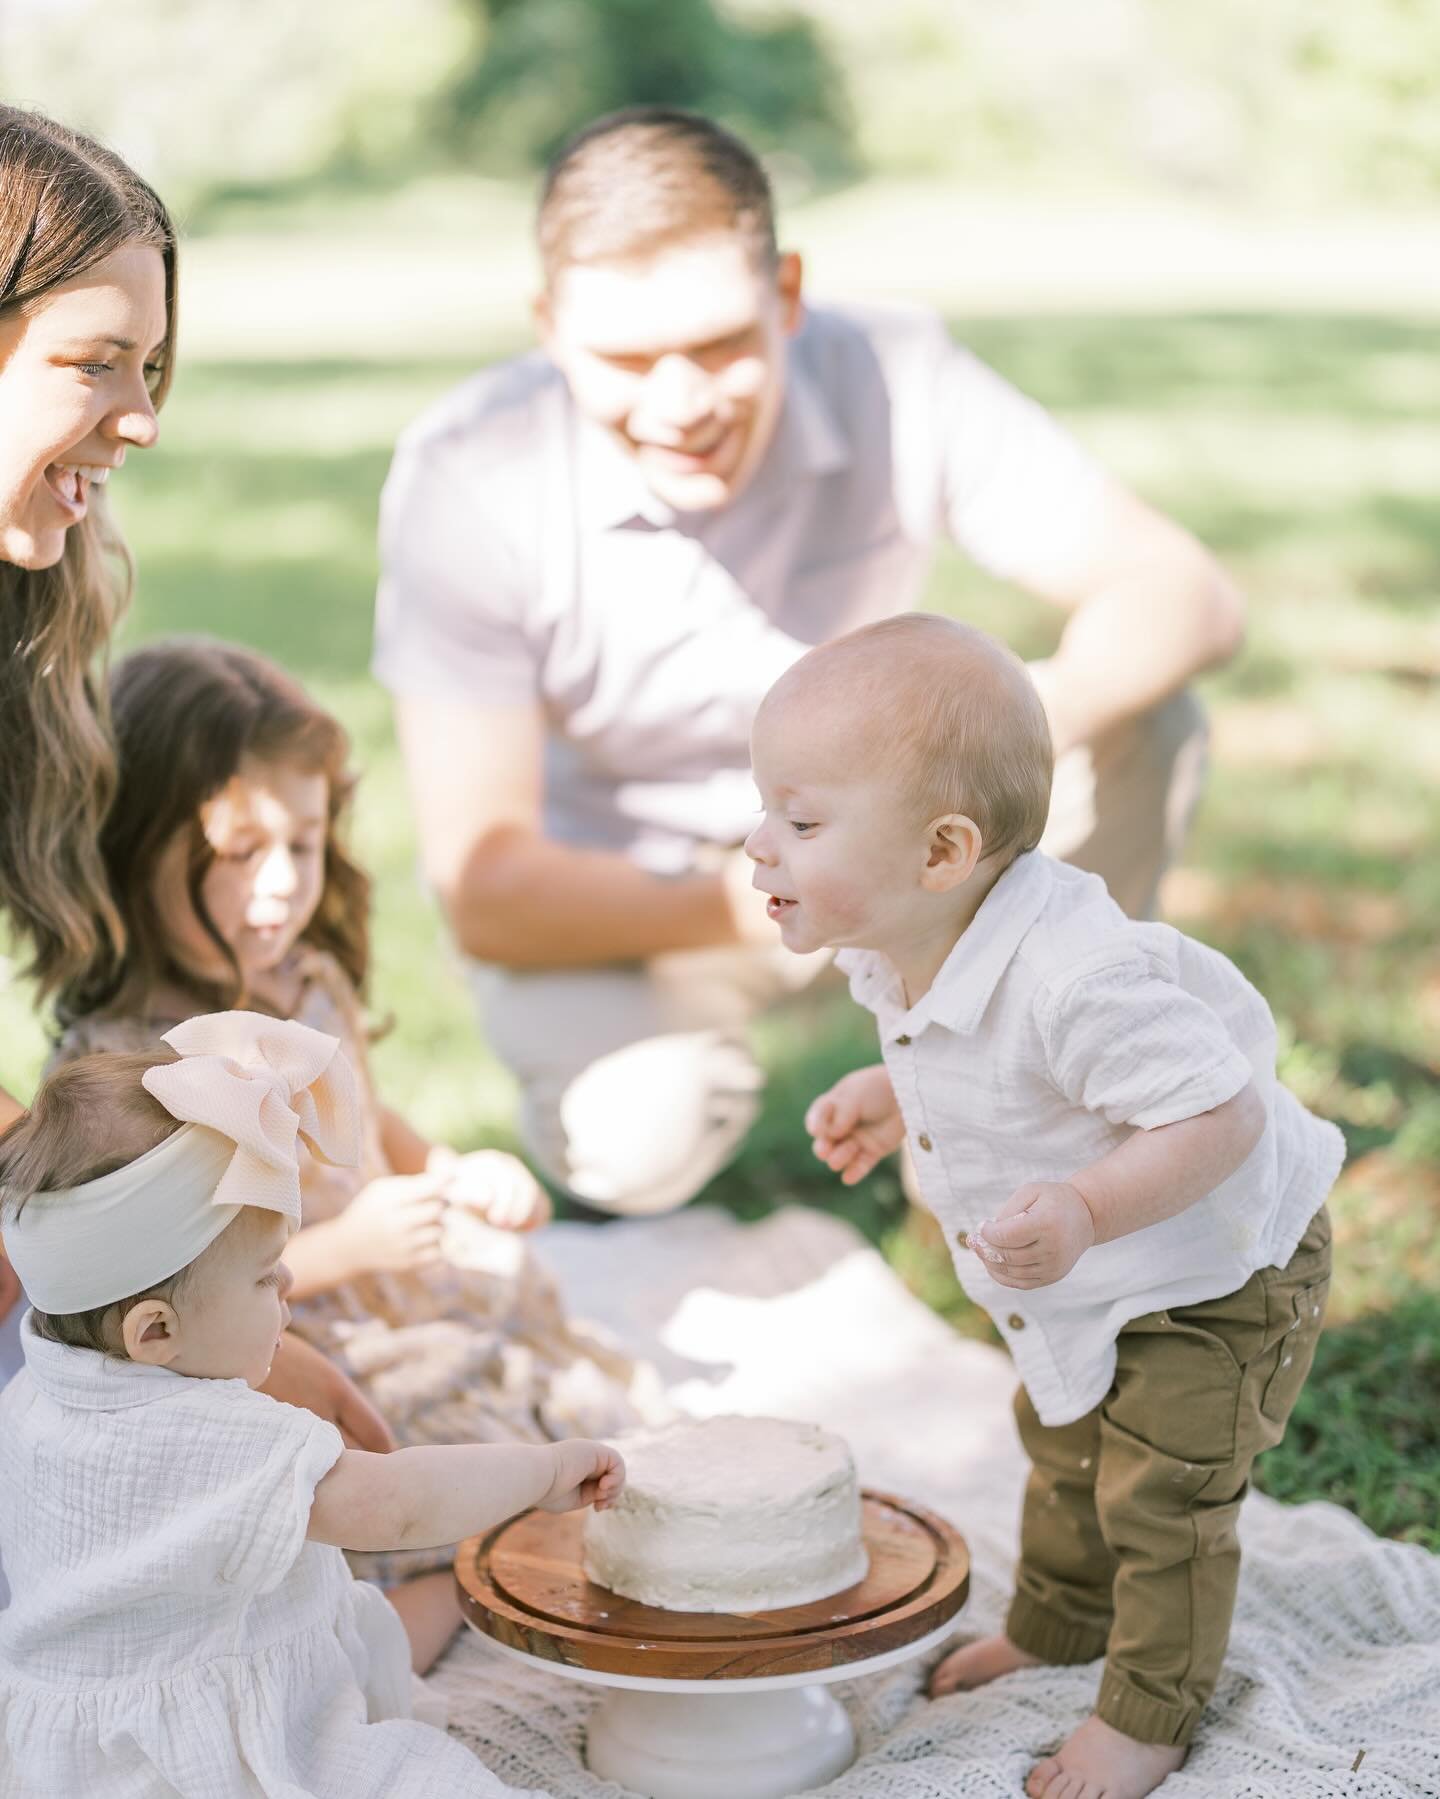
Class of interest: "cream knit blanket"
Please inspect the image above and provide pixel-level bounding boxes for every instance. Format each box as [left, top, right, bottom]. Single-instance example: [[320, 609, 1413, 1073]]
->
[[429, 1207, 1440, 1798]]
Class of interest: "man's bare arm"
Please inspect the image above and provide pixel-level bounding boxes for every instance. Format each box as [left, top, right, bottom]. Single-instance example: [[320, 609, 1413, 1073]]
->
[[395, 696, 769, 967], [1025, 481, 1244, 756]]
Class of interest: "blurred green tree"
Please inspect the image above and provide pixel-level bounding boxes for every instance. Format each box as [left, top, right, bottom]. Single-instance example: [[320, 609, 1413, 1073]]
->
[[0, 0, 480, 210], [2, 0, 1438, 211], [440, 0, 854, 183]]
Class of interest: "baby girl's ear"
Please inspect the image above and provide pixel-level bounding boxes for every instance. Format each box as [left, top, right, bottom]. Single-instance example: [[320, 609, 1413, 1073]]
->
[[121, 1297, 181, 1366]]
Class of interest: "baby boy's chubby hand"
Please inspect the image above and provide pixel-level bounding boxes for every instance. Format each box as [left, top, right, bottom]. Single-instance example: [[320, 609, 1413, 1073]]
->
[[540, 1440, 627, 1514], [968, 1182, 1096, 1289], [805, 1065, 907, 1187], [430, 1147, 553, 1232]]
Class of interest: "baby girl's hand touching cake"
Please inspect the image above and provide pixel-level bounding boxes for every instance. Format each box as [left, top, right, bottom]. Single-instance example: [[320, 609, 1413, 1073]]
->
[[970, 1181, 1096, 1288], [432, 1148, 553, 1232], [806, 1065, 907, 1185], [539, 1440, 627, 1513]]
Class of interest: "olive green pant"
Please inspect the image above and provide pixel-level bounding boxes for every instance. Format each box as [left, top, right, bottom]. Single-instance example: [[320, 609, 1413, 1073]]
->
[[1006, 1207, 1333, 1747]]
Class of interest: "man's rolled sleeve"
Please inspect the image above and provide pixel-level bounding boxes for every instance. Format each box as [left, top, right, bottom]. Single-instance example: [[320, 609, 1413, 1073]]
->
[[1038, 959, 1255, 1131], [372, 434, 537, 706]]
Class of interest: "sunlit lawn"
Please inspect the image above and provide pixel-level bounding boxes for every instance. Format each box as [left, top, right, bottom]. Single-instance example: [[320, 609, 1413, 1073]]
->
[[2, 287, 1436, 1545]]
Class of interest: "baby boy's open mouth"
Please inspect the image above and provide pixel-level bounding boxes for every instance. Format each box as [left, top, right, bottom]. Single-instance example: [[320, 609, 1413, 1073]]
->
[[766, 895, 798, 920]]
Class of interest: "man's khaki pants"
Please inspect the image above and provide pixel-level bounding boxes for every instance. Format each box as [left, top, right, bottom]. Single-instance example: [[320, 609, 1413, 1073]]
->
[[1007, 1207, 1333, 1746], [472, 690, 1208, 1215]]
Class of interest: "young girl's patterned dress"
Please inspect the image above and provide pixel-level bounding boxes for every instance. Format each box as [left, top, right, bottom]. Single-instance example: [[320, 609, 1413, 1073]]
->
[[53, 947, 661, 1584]]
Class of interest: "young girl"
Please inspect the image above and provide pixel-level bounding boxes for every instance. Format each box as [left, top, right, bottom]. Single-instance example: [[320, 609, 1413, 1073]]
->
[[48, 637, 660, 1671], [0, 1010, 623, 1797]]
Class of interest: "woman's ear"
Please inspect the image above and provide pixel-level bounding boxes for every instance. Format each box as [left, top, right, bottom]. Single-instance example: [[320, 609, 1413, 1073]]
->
[[121, 1297, 182, 1366], [919, 814, 983, 892]]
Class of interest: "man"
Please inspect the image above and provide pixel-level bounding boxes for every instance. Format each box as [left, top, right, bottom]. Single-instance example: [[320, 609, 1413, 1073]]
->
[[373, 107, 1243, 1218]]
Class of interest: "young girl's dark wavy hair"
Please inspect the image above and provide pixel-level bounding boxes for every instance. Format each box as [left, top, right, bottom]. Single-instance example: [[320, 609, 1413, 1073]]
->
[[56, 639, 371, 1028]]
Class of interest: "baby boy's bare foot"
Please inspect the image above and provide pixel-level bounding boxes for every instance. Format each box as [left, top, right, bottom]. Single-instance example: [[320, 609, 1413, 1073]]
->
[[1025, 1714, 1186, 1799], [929, 1632, 1042, 1697]]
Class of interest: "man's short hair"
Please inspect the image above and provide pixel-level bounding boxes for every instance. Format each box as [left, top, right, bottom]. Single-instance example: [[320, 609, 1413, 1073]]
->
[[538, 106, 778, 284]]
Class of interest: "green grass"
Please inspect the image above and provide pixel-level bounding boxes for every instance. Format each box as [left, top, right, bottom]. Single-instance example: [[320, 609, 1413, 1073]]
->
[[2, 301, 1437, 1549]]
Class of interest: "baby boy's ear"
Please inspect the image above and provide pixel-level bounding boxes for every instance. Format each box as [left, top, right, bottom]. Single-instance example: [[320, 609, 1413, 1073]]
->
[[920, 814, 983, 890], [121, 1297, 182, 1366]]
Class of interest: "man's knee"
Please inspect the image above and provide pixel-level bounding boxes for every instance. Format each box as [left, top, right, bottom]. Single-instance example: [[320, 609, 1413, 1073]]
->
[[1045, 688, 1209, 918], [519, 1030, 765, 1216]]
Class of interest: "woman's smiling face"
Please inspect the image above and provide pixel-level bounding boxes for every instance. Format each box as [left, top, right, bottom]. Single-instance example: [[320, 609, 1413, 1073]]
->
[[0, 242, 167, 569]]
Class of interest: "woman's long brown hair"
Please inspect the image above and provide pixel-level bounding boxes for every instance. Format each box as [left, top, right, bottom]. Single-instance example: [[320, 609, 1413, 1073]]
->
[[0, 106, 178, 1000], [56, 639, 371, 1029]]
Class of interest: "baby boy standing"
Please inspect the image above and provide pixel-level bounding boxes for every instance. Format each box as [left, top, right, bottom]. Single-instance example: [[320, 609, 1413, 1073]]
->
[[745, 615, 1343, 1799]]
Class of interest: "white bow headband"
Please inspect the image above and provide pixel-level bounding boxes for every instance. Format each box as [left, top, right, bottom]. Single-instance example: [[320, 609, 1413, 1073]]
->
[[3, 1011, 360, 1315]]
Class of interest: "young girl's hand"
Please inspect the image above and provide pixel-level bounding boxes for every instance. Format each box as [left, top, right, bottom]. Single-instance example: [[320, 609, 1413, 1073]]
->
[[539, 1439, 627, 1513], [435, 1149, 553, 1232], [335, 1173, 448, 1275], [805, 1064, 906, 1185], [969, 1181, 1096, 1288]]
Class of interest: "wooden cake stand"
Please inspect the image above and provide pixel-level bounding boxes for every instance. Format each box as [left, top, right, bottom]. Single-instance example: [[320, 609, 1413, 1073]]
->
[[456, 1491, 970, 1799]]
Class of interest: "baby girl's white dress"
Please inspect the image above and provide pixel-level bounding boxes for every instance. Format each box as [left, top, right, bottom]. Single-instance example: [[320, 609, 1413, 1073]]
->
[[0, 1317, 542, 1799]]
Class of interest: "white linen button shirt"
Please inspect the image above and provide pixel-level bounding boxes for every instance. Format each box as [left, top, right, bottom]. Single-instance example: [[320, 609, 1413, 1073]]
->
[[837, 853, 1345, 1425]]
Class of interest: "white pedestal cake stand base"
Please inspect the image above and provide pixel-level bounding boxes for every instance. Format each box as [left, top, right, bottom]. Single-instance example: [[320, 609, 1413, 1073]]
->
[[455, 1494, 969, 1799], [474, 1615, 958, 1799]]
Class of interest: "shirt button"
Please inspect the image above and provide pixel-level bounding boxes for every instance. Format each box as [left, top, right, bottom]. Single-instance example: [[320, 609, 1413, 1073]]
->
[[895, 1034, 912, 1046], [1007, 1313, 1026, 1331], [917, 1133, 933, 1152]]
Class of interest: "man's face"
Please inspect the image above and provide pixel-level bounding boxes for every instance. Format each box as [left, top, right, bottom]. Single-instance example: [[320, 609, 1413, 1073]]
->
[[539, 235, 802, 514]]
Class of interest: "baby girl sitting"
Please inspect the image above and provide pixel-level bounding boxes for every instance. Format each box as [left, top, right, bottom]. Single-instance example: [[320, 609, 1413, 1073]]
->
[[0, 1010, 622, 1798], [746, 614, 1343, 1799]]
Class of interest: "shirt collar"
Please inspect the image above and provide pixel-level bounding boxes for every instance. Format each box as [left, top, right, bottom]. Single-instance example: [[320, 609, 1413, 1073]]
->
[[573, 347, 850, 535], [576, 413, 672, 531], [924, 852, 1055, 1034], [770, 350, 850, 484], [842, 852, 1056, 1039], [17, 1308, 230, 1412]]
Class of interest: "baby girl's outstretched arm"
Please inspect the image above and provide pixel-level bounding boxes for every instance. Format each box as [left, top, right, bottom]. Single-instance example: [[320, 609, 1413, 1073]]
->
[[307, 1438, 624, 1553], [974, 1081, 1266, 1288]]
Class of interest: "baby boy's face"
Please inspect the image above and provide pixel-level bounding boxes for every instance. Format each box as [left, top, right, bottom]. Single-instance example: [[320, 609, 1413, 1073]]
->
[[746, 698, 930, 957]]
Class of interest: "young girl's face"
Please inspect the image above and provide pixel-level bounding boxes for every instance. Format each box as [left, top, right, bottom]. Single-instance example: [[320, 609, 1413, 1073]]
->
[[155, 756, 329, 990]]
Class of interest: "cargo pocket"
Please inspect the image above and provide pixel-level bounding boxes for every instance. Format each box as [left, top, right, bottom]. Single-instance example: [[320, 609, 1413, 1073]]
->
[[1110, 1307, 1248, 1469], [1259, 1268, 1330, 1430]]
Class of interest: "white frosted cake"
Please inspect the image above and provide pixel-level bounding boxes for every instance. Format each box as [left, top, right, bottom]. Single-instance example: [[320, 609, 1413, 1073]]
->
[[582, 1415, 869, 1613]]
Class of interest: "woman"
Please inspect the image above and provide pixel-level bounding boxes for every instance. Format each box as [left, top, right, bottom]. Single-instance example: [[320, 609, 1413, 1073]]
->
[[0, 105, 389, 1454]]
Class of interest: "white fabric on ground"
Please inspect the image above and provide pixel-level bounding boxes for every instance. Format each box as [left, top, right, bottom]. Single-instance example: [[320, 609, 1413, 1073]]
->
[[429, 1206, 1440, 1799]]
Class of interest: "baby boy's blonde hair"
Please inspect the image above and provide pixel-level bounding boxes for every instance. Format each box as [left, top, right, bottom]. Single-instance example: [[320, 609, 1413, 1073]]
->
[[759, 614, 1054, 865]]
